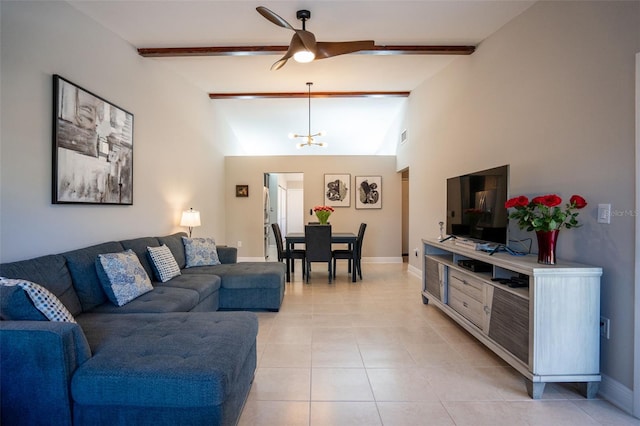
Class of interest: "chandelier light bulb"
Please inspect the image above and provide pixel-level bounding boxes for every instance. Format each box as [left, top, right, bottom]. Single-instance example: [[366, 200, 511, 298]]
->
[[288, 132, 296, 139], [296, 142, 305, 149]]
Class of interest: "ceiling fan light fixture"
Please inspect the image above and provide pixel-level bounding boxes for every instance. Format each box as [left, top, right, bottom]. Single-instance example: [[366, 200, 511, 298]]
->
[[293, 49, 315, 63]]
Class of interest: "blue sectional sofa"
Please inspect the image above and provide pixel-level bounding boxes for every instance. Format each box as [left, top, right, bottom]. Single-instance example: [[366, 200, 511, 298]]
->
[[0, 232, 286, 426]]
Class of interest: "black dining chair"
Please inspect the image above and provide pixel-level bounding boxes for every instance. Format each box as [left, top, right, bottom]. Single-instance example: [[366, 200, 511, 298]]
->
[[332, 223, 367, 280], [272, 223, 306, 278], [304, 224, 332, 283]]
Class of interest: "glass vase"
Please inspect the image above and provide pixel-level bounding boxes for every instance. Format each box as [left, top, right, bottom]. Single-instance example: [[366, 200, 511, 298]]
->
[[315, 212, 330, 225], [536, 229, 559, 265]]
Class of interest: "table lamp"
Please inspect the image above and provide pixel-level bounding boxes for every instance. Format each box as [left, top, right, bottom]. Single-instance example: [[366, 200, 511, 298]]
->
[[180, 208, 201, 238]]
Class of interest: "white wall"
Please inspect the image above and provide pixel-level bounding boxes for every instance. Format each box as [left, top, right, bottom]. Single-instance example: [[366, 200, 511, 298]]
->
[[397, 0, 639, 403], [0, 1, 233, 262]]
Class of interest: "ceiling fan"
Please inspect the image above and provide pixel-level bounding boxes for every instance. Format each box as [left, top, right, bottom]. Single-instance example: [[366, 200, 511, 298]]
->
[[256, 6, 375, 70]]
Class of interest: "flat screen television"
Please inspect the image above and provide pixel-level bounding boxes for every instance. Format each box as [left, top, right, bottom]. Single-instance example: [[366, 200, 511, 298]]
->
[[446, 165, 509, 245]]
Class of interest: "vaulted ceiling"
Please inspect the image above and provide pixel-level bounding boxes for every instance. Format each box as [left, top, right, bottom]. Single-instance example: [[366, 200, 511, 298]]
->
[[67, 1, 534, 155]]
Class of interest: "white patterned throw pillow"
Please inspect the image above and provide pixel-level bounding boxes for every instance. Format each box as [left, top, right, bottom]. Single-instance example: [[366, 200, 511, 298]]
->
[[0, 277, 76, 322], [147, 244, 181, 282], [182, 237, 221, 268], [96, 250, 153, 306]]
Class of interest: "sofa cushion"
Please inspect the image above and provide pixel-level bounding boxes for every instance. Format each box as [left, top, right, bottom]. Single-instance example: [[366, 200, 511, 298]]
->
[[147, 245, 181, 283], [183, 237, 221, 267], [96, 250, 153, 307], [72, 312, 258, 407], [0, 278, 76, 322], [0, 285, 47, 320], [157, 273, 220, 302], [63, 241, 125, 312], [218, 246, 238, 265], [157, 232, 188, 269], [120, 237, 160, 279], [0, 254, 82, 316], [182, 262, 285, 289], [85, 286, 200, 314]]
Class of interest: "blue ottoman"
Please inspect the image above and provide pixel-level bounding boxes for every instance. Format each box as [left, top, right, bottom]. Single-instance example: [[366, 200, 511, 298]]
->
[[72, 311, 258, 425]]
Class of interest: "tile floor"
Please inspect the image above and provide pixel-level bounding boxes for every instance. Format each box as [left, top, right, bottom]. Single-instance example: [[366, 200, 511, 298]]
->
[[238, 261, 639, 426]]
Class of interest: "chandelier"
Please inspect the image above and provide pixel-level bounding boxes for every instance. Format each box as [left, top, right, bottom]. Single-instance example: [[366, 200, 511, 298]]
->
[[289, 82, 327, 149]]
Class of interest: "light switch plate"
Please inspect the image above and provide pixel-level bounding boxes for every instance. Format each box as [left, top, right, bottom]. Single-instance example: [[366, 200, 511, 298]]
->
[[597, 204, 611, 224]]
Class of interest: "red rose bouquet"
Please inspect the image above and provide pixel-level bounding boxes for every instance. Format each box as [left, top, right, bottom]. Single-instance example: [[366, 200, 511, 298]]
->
[[313, 205, 335, 224], [505, 194, 587, 232]]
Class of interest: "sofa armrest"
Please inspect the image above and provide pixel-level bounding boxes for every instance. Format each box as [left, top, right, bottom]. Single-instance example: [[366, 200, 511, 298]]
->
[[217, 246, 237, 264], [0, 321, 91, 426]]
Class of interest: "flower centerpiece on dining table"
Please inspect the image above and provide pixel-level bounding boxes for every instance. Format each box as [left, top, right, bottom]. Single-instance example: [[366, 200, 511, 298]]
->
[[313, 205, 335, 225], [504, 194, 587, 264]]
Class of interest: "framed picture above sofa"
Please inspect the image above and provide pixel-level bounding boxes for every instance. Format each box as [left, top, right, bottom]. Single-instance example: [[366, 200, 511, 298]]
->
[[52, 75, 134, 205]]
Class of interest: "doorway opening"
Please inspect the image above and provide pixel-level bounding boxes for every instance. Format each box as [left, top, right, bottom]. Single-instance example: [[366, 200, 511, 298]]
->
[[264, 173, 304, 261]]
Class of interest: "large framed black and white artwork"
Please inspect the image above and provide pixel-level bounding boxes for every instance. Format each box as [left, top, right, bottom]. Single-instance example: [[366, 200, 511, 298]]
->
[[52, 75, 134, 205], [355, 176, 382, 209], [324, 174, 350, 207]]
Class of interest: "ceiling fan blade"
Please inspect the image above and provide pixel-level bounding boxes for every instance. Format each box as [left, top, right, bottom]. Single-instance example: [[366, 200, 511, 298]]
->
[[270, 33, 300, 70], [256, 6, 295, 30], [270, 33, 313, 70], [315, 40, 376, 59], [270, 57, 289, 71], [293, 29, 317, 53]]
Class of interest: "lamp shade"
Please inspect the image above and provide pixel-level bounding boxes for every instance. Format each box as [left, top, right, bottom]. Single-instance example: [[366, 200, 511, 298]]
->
[[180, 208, 201, 227]]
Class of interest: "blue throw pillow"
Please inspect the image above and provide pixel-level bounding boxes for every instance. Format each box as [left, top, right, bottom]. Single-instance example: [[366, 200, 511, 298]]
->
[[96, 250, 153, 306], [0, 277, 76, 322], [182, 237, 221, 268]]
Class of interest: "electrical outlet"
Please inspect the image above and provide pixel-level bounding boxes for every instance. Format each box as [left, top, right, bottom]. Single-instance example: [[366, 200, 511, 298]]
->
[[237, 241, 242, 248], [600, 316, 610, 339]]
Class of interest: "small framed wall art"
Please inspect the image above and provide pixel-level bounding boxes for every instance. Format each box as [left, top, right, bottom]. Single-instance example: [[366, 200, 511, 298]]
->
[[324, 174, 350, 207], [236, 185, 249, 197], [355, 176, 382, 209], [52, 75, 134, 205]]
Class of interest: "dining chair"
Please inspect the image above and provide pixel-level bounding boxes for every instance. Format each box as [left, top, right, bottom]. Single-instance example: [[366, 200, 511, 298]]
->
[[272, 223, 306, 278], [332, 223, 367, 280], [304, 224, 332, 283]]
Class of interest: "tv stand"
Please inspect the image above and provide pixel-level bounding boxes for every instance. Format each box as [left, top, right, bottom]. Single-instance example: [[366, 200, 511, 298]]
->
[[421, 237, 602, 399]]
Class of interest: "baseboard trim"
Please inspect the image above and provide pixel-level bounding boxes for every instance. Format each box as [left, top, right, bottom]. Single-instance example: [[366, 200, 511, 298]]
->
[[408, 264, 421, 279], [599, 373, 634, 416], [362, 257, 403, 264]]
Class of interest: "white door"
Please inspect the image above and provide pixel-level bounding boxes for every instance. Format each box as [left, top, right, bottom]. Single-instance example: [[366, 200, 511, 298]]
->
[[287, 189, 304, 233], [278, 186, 287, 236]]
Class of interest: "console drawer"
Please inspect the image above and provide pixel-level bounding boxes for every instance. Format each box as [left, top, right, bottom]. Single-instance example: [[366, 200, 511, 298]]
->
[[449, 269, 484, 302], [448, 286, 484, 328]]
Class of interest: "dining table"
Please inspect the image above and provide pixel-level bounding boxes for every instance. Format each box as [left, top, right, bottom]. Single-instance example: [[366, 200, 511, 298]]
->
[[285, 232, 357, 282]]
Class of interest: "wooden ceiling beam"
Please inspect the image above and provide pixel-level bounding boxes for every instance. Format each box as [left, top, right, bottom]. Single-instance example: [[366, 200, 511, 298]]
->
[[208, 91, 411, 99], [138, 45, 475, 58]]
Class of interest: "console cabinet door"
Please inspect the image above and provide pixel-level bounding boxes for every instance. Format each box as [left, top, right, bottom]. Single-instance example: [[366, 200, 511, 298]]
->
[[488, 286, 529, 364], [425, 257, 442, 301]]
